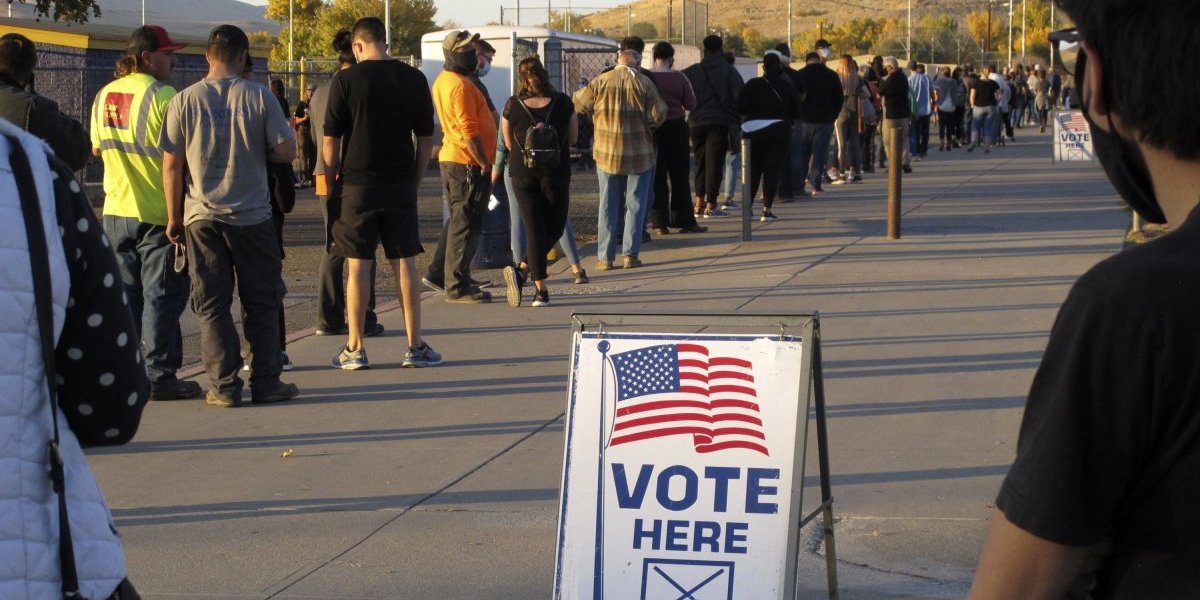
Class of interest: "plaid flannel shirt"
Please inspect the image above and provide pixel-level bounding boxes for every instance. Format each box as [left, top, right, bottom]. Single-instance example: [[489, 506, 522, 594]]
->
[[572, 66, 666, 175]]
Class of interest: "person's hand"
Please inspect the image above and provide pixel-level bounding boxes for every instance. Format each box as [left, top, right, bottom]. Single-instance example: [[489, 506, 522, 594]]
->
[[166, 219, 184, 245]]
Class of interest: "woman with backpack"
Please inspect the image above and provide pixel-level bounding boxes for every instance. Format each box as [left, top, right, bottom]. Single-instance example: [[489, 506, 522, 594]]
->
[[501, 56, 579, 308], [736, 50, 800, 222]]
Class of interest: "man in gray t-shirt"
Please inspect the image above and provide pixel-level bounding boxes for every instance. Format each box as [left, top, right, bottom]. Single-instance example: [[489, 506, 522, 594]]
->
[[161, 24, 298, 407]]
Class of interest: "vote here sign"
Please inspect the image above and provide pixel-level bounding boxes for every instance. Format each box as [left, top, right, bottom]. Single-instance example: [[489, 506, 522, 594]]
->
[[554, 333, 808, 600]]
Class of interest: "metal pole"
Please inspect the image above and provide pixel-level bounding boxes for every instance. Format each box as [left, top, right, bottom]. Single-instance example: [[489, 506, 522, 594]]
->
[[517, 0, 521, 26], [906, 0, 912, 62], [1021, 0, 1026, 65], [627, 5, 631, 36], [548, 0, 551, 28], [288, 0, 294, 65], [887, 123, 902, 239], [811, 332, 840, 600], [986, 0, 992, 66], [741, 136, 752, 242], [385, 0, 391, 54], [1007, 0, 1014, 68], [788, 0, 793, 55], [142, 0, 145, 24], [1050, 2, 1056, 67]]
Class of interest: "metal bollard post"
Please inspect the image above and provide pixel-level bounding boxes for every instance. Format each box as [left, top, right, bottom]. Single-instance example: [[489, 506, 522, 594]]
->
[[741, 136, 752, 242], [887, 123, 902, 240]]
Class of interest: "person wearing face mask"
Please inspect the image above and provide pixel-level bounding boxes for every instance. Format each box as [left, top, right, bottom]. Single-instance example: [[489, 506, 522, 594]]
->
[[970, 2, 1200, 598], [423, 30, 496, 303]]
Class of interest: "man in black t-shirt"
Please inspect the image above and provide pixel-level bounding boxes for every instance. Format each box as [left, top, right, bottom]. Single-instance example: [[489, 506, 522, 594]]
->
[[322, 17, 440, 371], [970, 2, 1200, 598]]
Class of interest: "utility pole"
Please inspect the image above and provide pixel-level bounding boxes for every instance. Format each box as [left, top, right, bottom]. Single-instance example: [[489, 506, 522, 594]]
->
[[1050, 1, 1056, 67], [288, 0, 294, 64], [1007, 0, 1014, 68], [986, 0, 992, 66], [906, 0, 912, 62], [384, 0, 391, 55], [1021, 0, 1027, 65], [788, 0, 793, 55], [517, 0, 522, 26]]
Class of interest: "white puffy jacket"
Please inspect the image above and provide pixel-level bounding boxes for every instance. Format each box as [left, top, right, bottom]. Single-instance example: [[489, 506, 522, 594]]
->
[[0, 120, 126, 599]]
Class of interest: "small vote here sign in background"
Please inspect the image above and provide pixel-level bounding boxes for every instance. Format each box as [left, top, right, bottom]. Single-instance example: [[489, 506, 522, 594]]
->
[[554, 333, 807, 600]]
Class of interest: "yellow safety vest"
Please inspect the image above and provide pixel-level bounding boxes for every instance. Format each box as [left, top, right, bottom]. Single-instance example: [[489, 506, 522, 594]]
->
[[89, 72, 177, 225]]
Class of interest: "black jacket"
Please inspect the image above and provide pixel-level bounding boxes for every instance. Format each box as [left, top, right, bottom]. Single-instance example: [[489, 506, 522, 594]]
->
[[738, 74, 800, 128], [881, 71, 911, 120], [0, 74, 89, 171], [682, 53, 745, 127], [795, 63, 843, 124]]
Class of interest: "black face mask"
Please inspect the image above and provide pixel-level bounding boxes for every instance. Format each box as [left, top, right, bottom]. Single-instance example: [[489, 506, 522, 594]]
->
[[445, 48, 477, 75], [1076, 50, 1167, 223]]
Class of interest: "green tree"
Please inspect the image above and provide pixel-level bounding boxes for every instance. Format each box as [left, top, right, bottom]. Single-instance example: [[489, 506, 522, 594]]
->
[[266, 0, 437, 61], [630, 21, 658, 40], [10, 0, 99, 22]]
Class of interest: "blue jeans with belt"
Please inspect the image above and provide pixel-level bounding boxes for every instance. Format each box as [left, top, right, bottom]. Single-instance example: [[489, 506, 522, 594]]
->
[[596, 167, 652, 261], [103, 215, 189, 388]]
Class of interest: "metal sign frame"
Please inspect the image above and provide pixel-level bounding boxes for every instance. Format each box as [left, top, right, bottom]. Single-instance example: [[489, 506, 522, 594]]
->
[[558, 311, 839, 600]]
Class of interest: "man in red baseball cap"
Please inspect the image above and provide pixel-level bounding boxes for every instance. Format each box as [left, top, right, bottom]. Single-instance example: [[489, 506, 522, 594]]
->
[[89, 24, 201, 402]]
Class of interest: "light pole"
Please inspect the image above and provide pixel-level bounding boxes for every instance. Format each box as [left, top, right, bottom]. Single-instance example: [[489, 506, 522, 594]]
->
[[385, 0, 391, 55], [141, 0, 145, 25], [288, 0, 294, 65], [788, 0, 793, 55], [986, 0, 992, 66], [1020, 0, 1026, 65], [1007, 0, 1014, 67], [906, 0, 912, 62]]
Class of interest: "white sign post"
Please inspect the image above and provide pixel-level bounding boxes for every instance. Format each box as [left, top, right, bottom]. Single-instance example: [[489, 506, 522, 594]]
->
[[555, 313, 839, 600], [1053, 109, 1095, 162]]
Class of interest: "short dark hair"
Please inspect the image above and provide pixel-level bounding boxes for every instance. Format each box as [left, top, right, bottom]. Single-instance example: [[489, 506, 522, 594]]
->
[[619, 36, 645, 53], [702, 35, 722, 52], [207, 24, 248, 65], [651, 41, 674, 61], [1057, 0, 1199, 159], [475, 39, 496, 55], [332, 30, 355, 66], [774, 42, 791, 57], [0, 33, 37, 85], [352, 17, 386, 45], [805, 51, 820, 63]]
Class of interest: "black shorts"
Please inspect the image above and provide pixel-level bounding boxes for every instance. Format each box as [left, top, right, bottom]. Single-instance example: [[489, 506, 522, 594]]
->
[[331, 182, 423, 260]]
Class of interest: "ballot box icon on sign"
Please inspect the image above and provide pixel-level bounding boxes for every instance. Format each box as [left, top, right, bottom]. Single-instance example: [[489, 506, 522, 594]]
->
[[640, 558, 735, 600]]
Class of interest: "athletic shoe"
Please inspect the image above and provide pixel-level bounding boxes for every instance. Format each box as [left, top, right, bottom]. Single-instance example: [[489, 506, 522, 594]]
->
[[531, 289, 550, 307], [364, 323, 385, 337], [251, 381, 299, 404], [703, 208, 729, 218], [902, 165, 913, 173], [967, 143, 976, 152], [831, 177, 847, 186], [810, 187, 824, 196], [314, 326, 348, 336], [721, 200, 739, 210], [595, 259, 613, 271], [678, 225, 708, 233], [760, 210, 778, 222], [651, 227, 670, 235], [403, 342, 443, 368], [574, 269, 590, 284], [445, 288, 492, 303], [332, 346, 369, 370], [623, 255, 642, 269], [281, 351, 293, 372], [205, 389, 241, 408], [420, 277, 444, 293], [503, 265, 523, 307], [150, 378, 203, 401]]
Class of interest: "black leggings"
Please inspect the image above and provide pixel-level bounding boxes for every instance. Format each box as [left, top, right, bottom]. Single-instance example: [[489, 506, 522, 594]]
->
[[511, 170, 571, 281], [937, 109, 956, 142], [748, 125, 789, 210]]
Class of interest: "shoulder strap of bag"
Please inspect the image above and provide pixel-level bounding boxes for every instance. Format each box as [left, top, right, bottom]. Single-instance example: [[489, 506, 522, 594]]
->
[[6, 133, 85, 600], [512, 96, 556, 156]]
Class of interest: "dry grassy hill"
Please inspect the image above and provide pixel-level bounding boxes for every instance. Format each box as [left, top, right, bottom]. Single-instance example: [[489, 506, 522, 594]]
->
[[581, 0, 1002, 48]]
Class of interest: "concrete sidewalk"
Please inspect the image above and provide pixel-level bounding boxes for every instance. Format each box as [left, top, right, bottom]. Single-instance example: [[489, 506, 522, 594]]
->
[[87, 132, 1126, 599]]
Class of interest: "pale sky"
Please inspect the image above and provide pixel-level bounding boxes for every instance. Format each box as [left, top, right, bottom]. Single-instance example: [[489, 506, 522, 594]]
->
[[237, 0, 631, 30]]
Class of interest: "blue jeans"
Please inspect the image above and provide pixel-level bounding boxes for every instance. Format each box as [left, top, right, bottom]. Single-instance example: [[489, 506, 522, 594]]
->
[[596, 167, 652, 261], [795, 122, 835, 191], [103, 215, 189, 387], [722, 151, 741, 203], [505, 167, 581, 267], [972, 106, 996, 146]]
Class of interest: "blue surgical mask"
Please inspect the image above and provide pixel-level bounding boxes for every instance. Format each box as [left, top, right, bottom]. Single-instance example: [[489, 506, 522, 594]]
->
[[478, 62, 492, 77]]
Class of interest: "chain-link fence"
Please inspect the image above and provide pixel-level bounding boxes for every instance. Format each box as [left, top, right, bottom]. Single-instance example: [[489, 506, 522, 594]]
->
[[680, 0, 709, 47], [29, 45, 420, 190]]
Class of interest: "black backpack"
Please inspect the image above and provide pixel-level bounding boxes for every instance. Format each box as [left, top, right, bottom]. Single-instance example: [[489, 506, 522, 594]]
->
[[514, 96, 561, 170]]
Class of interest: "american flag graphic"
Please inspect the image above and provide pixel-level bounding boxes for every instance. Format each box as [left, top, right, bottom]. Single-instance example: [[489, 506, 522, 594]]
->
[[1058, 111, 1089, 131], [608, 343, 769, 455]]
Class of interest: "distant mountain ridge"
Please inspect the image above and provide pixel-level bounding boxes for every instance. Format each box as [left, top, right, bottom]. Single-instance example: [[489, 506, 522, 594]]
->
[[5, 0, 278, 38]]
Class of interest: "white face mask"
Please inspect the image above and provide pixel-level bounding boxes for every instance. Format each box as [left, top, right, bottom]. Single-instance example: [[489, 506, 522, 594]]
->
[[820, 48, 831, 59]]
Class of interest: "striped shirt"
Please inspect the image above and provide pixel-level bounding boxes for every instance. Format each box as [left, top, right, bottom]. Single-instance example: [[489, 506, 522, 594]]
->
[[572, 66, 666, 175]]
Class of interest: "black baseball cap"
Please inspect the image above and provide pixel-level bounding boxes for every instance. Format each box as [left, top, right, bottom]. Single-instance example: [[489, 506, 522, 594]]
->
[[208, 24, 249, 50], [815, 38, 831, 49], [128, 25, 185, 53]]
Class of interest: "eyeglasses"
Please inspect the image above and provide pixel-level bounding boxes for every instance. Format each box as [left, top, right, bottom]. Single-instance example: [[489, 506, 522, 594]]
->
[[1048, 28, 1080, 76]]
